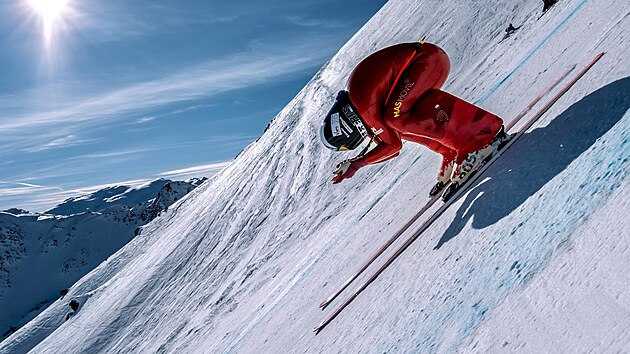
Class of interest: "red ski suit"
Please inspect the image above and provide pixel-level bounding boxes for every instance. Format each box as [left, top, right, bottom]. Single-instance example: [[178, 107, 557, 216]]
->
[[347, 42, 503, 166]]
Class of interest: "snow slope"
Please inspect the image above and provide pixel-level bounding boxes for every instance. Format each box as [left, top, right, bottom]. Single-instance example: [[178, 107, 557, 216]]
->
[[0, 178, 205, 341], [1, 0, 628, 353]]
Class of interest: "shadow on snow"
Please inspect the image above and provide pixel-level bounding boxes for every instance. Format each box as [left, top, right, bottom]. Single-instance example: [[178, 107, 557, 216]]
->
[[435, 76, 630, 249]]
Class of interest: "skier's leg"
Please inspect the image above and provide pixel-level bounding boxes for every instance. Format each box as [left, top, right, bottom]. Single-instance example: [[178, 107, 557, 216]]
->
[[402, 134, 456, 196], [402, 134, 456, 179], [404, 91, 504, 152], [393, 88, 505, 196]]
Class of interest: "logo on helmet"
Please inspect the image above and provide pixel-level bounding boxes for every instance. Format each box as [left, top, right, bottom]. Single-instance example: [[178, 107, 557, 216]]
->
[[330, 113, 342, 137], [342, 105, 368, 138]]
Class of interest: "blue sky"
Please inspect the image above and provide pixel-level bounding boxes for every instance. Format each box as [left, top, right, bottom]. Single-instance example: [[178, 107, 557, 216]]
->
[[0, 0, 387, 212]]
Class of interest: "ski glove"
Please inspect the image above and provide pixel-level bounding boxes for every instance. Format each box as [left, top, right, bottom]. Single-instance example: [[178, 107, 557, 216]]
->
[[332, 158, 367, 184]]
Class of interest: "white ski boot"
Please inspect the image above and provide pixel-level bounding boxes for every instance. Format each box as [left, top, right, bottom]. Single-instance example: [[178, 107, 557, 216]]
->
[[442, 126, 512, 201], [429, 158, 454, 197]]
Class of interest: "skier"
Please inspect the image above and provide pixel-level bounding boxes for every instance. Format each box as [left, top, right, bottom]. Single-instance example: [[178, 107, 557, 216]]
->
[[64, 299, 80, 321], [504, 23, 520, 38], [319, 41, 510, 198], [501, 23, 521, 41]]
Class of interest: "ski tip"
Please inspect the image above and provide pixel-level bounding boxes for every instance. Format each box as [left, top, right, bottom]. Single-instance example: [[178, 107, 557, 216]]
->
[[313, 319, 331, 334], [319, 300, 330, 310]]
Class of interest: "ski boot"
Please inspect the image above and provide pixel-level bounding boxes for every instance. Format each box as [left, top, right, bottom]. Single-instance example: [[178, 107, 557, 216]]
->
[[441, 126, 512, 201], [429, 158, 454, 197]]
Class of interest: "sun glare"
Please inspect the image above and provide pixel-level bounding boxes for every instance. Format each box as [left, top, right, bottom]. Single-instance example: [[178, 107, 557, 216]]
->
[[28, 0, 70, 44]]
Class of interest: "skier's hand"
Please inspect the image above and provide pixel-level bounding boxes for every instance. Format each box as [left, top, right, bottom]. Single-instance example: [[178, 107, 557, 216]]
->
[[331, 159, 366, 184]]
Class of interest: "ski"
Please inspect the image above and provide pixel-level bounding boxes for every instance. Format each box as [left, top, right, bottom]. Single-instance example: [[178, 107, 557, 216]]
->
[[507, 63, 576, 129], [314, 52, 604, 334], [317, 63, 577, 311], [319, 193, 442, 309]]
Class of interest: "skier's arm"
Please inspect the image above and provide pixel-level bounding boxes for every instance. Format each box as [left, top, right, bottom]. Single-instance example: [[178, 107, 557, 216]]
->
[[358, 128, 403, 164], [331, 128, 402, 184], [331, 142, 401, 184]]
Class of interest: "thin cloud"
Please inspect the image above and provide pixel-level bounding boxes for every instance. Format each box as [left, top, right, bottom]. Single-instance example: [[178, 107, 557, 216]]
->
[[64, 149, 150, 162], [1, 193, 71, 213], [284, 15, 347, 29], [0, 135, 253, 190], [0, 40, 331, 134], [65, 136, 256, 162], [136, 116, 157, 124], [0, 124, 78, 156], [72, 2, 240, 43], [158, 161, 232, 180], [169, 103, 217, 115], [22, 135, 95, 153], [0, 181, 64, 198], [13, 182, 56, 189], [133, 103, 217, 124]]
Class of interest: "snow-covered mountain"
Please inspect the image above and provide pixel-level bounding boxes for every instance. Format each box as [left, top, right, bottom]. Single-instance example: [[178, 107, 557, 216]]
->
[[1, 0, 628, 353], [0, 178, 206, 341]]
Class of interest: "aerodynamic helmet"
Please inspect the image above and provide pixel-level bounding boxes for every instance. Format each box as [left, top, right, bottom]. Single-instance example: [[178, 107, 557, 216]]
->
[[320, 90, 369, 151]]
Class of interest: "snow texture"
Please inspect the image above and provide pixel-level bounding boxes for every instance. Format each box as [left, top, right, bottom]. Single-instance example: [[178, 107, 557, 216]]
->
[[0, 0, 628, 353]]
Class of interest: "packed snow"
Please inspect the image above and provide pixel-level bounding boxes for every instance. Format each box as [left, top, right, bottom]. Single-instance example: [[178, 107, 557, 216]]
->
[[1, 0, 628, 353]]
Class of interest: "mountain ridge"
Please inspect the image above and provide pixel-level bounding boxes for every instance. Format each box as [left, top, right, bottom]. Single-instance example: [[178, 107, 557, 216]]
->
[[0, 177, 206, 341]]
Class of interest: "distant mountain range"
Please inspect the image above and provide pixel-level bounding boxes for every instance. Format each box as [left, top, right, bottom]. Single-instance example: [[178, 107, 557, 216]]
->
[[0, 178, 206, 341]]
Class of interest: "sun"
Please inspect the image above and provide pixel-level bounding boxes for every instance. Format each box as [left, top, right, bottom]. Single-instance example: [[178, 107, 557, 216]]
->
[[28, 0, 70, 43], [29, 0, 68, 16]]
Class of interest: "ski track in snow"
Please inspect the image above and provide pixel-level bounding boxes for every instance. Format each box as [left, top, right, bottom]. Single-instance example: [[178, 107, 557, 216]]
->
[[1, 0, 628, 353]]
